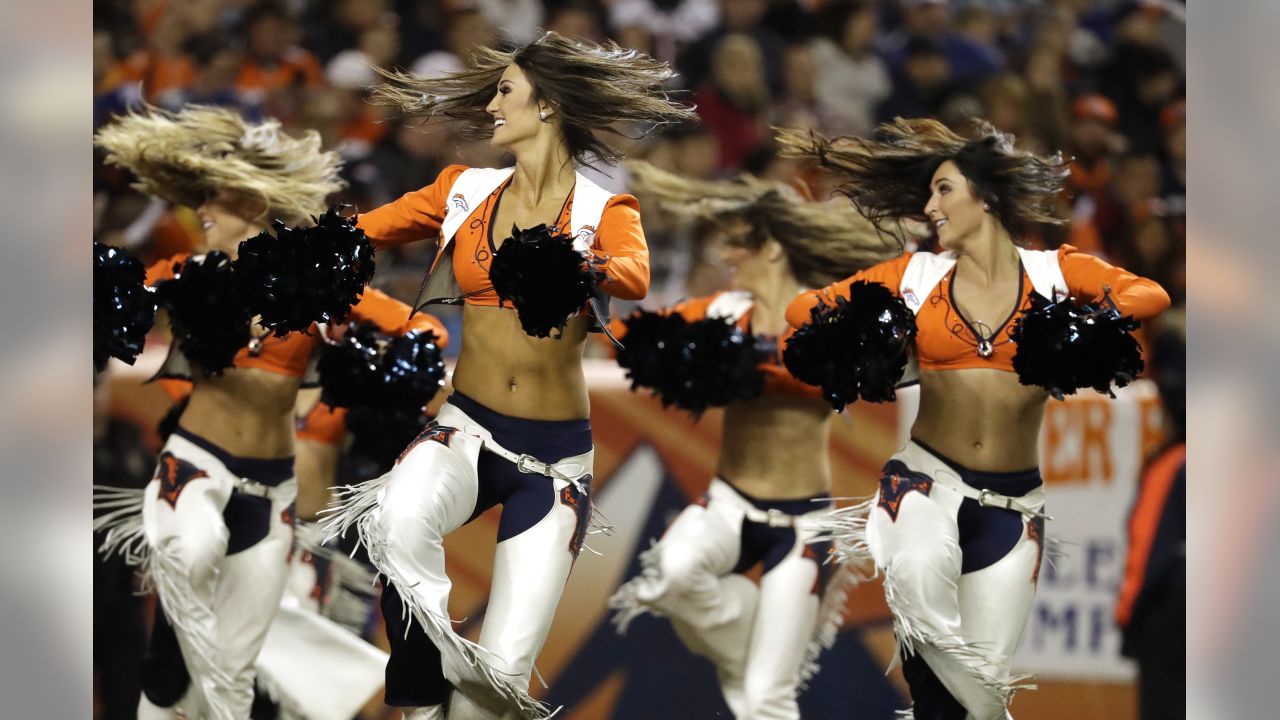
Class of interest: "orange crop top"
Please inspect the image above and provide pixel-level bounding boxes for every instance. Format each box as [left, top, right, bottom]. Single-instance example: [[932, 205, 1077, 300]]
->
[[146, 254, 448, 378], [785, 245, 1171, 373], [356, 164, 649, 307], [614, 292, 822, 400]]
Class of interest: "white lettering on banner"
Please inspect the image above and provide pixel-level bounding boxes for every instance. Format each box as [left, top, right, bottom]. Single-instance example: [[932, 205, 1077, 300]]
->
[[1014, 382, 1162, 681]]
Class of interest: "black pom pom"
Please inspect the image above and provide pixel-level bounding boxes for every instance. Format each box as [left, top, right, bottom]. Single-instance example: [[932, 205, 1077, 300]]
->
[[320, 324, 446, 471], [234, 207, 376, 336], [346, 404, 430, 471], [316, 324, 382, 409], [380, 330, 448, 410], [1010, 292, 1143, 400], [617, 310, 764, 415], [782, 281, 917, 411], [318, 325, 446, 412], [154, 252, 253, 374], [94, 242, 157, 371], [488, 224, 595, 338]]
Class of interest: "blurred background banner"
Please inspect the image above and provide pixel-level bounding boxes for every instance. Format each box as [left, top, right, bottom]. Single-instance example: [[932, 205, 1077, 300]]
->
[[1018, 381, 1161, 681]]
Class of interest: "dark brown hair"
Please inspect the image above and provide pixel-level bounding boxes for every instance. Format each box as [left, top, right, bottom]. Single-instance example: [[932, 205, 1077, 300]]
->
[[777, 118, 1070, 239], [371, 32, 696, 166]]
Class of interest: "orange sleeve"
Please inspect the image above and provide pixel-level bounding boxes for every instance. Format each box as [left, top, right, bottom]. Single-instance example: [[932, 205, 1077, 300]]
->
[[157, 378, 193, 402], [1114, 444, 1186, 626], [296, 402, 348, 446], [1058, 245, 1171, 320], [587, 194, 649, 301], [145, 253, 191, 286], [667, 294, 718, 322], [609, 293, 718, 343], [356, 164, 469, 248], [786, 253, 914, 328], [347, 287, 450, 348]]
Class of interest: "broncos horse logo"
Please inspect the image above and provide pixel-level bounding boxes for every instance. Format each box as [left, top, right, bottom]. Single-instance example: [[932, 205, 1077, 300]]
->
[[157, 452, 208, 508], [560, 481, 593, 561], [396, 424, 460, 465], [876, 460, 934, 522]]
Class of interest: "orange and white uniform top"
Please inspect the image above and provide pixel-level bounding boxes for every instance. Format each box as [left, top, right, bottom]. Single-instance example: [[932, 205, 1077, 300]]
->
[[145, 253, 448, 381], [785, 244, 1170, 374], [619, 291, 822, 401], [356, 164, 649, 324]]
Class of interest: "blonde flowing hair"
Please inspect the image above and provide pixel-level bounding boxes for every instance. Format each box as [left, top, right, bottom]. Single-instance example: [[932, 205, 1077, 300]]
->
[[371, 32, 696, 167], [626, 160, 902, 287], [94, 105, 345, 224]]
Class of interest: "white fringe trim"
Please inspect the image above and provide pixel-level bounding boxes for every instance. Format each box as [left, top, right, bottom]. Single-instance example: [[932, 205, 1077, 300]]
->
[[881, 552, 1036, 712], [578, 503, 618, 558], [607, 540, 665, 635], [1043, 535, 1071, 570], [146, 540, 240, 720], [94, 485, 243, 719], [791, 498, 876, 689], [808, 495, 878, 566], [319, 475, 554, 720], [797, 559, 862, 689], [92, 485, 150, 567]]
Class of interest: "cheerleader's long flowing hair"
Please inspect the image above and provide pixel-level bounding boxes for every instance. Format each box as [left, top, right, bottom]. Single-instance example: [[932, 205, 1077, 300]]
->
[[776, 118, 1069, 241], [95, 104, 344, 224], [626, 159, 902, 287], [371, 31, 696, 167]]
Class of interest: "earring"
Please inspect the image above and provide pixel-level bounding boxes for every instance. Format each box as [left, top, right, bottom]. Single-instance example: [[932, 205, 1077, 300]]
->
[[983, 203, 991, 211], [538, 110, 548, 121]]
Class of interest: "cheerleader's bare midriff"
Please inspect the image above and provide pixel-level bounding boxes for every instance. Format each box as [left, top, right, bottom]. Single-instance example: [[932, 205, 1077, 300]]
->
[[719, 394, 833, 500], [912, 367, 1049, 473], [178, 366, 301, 459], [450, 304, 593, 421]]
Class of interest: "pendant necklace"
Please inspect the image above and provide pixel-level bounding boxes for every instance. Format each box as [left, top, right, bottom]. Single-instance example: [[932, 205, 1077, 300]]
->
[[947, 267, 1024, 360]]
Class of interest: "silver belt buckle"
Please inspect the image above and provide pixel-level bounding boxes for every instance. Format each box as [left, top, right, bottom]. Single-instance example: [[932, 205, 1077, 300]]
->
[[236, 478, 270, 498], [765, 508, 791, 527], [977, 489, 1010, 510], [515, 454, 544, 475]]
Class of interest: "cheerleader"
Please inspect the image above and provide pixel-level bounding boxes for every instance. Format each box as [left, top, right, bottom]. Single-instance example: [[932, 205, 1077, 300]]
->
[[778, 119, 1170, 719], [92, 106, 447, 720], [320, 32, 694, 720], [607, 161, 900, 719]]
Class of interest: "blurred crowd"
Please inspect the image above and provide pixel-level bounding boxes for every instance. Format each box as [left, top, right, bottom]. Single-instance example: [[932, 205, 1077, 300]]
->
[[94, 0, 1186, 315]]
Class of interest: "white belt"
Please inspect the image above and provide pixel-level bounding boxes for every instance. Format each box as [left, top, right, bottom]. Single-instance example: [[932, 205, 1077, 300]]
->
[[897, 441, 1053, 521], [972, 486, 1052, 521], [938, 478, 1053, 521], [742, 506, 805, 528], [481, 439, 592, 495], [708, 478, 832, 529], [233, 477, 293, 501]]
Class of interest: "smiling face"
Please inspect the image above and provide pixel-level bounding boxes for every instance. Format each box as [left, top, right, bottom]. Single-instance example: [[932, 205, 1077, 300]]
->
[[197, 189, 267, 258], [485, 64, 548, 152], [923, 160, 989, 250]]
